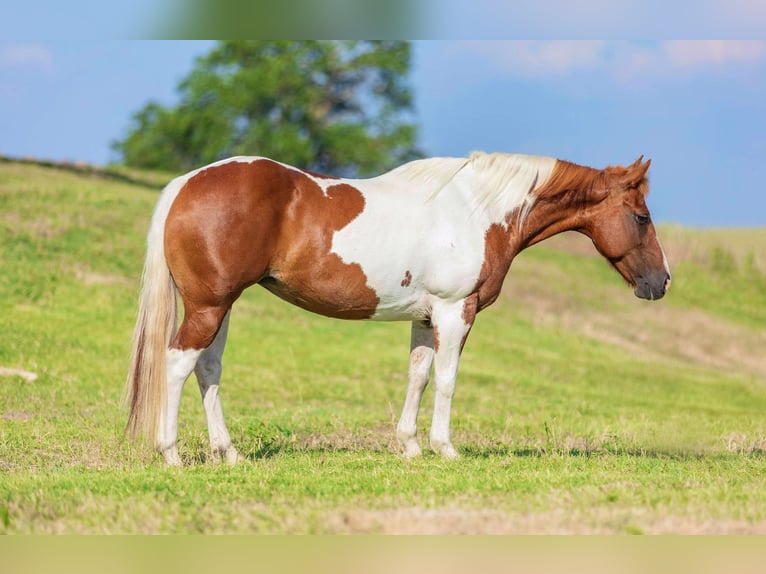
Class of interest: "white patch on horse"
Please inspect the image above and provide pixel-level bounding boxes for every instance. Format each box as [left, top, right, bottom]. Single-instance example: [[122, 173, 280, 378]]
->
[[656, 235, 671, 291], [330, 153, 556, 320], [657, 235, 670, 277], [159, 347, 202, 466]]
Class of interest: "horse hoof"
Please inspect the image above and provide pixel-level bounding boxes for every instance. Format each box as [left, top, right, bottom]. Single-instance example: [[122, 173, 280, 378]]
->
[[224, 446, 240, 466], [401, 441, 423, 459], [441, 448, 460, 460], [162, 447, 183, 467], [432, 442, 459, 460]]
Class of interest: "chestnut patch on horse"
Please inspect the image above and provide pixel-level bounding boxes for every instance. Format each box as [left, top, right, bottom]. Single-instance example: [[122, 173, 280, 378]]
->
[[460, 294, 478, 352], [401, 270, 412, 287], [474, 220, 515, 311], [165, 160, 379, 323], [263, 181, 380, 319]]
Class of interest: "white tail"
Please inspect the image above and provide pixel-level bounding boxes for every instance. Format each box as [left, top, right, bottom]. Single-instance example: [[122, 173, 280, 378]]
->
[[124, 176, 188, 446]]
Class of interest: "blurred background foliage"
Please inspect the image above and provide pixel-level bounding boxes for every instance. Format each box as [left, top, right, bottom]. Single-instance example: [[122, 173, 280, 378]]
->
[[113, 41, 422, 177]]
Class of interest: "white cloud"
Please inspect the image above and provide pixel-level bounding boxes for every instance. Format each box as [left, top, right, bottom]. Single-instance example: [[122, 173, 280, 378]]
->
[[0, 44, 52, 71], [612, 41, 766, 86], [660, 40, 766, 70], [436, 1, 766, 39], [507, 41, 607, 75], [457, 41, 766, 85], [460, 41, 607, 76]]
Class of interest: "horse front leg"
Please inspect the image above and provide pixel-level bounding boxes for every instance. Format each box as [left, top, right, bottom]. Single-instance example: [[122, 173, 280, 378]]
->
[[428, 296, 476, 459], [396, 320, 435, 458]]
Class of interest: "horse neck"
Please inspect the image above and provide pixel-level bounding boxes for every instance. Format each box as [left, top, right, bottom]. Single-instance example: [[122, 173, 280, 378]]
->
[[514, 161, 603, 250]]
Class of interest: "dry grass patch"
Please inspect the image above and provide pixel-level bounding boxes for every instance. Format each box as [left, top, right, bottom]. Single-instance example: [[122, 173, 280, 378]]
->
[[74, 267, 133, 286], [544, 227, 766, 273], [0, 367, 38, 382], [327, 506, 766, 534], [506, 234, 766, 377]]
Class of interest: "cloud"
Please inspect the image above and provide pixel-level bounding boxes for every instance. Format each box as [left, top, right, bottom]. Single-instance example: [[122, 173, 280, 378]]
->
[[458, 41, 766, 84], [660, 41, 766, 70], [435, 1, 766, 39], [613, 41, 766, 85], [0, 44, 52, 71], [460, 41, 607, 76]]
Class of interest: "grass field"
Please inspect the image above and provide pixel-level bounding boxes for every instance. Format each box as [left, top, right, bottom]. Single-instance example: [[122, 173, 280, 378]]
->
[[1, 158, 765, 533]]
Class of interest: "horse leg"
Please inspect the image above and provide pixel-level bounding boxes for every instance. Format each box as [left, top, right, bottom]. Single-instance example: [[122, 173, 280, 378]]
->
[[159, 303, 230, 466], [428, 297, 476, 459], [395, 320, 435, 458], [194, 310, 239, 465]]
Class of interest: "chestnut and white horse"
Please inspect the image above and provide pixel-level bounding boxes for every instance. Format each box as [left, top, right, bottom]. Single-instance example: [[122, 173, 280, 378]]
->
[[125, 152, 670, 465]]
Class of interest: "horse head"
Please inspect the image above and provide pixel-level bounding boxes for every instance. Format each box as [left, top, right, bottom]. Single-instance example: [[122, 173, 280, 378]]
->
[[583, 157, 671, 300]]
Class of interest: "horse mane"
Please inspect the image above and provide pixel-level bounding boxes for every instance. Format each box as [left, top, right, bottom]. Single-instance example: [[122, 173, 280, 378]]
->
[[467, 151, 556, 223], [378, 156, 470, 193], [377, 152, 651, 229], [534, 159, 602, 207], [533, 159, 649, 208], [377, 151, 557, 225]]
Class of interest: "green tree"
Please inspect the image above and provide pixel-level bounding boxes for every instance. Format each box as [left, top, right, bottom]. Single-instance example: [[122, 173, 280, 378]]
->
[[113, 41, 421, 176]]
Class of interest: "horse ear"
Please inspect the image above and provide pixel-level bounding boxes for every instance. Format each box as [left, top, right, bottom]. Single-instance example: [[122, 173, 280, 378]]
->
[[622, 158, 651, 187], [630, 155, 644, 168]]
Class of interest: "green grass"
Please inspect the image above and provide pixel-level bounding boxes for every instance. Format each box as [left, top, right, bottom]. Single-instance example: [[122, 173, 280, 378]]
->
[[658, 225, 766, 329], [1, 160, 765, 533]]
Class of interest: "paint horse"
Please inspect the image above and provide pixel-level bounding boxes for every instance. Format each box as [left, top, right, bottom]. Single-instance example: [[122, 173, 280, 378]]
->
[[126, 152, 671, 465]]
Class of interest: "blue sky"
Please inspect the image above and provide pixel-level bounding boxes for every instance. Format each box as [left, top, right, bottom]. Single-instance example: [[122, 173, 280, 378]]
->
[[1, 40, 765, 227]]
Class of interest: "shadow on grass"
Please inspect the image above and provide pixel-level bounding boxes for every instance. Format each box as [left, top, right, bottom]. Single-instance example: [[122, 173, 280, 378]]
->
[[458, 443, 766, 461], [220, 429, 766, 463]]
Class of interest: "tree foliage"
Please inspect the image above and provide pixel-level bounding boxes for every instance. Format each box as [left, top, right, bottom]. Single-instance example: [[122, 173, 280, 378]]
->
[[114, 41, 421, 176]]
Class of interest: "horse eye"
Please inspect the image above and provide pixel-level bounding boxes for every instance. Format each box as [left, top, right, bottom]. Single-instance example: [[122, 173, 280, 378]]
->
[[634, 213, 650, 225]]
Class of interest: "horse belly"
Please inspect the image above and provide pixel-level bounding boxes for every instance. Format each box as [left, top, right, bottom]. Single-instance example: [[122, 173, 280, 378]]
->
[[258, 272, 380, 320], [364, 258, 481, 321]]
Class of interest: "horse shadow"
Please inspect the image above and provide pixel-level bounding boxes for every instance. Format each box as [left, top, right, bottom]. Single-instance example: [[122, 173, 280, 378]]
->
[[197, 433, 764, 464]]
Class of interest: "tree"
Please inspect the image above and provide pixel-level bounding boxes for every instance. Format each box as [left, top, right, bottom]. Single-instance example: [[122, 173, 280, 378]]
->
[[114, 41, 421, 176]]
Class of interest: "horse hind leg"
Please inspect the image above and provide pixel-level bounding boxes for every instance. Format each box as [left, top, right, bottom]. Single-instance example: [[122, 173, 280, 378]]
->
[[396, 320, 435, 458], [159, 302, 230, 466], [194, 310, 240, 465]]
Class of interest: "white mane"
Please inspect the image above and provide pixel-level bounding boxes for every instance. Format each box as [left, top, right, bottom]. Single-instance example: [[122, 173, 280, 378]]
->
[[378, 156, 470, 193], [467, 151, 557, 224], [377, 151, 557, 225]]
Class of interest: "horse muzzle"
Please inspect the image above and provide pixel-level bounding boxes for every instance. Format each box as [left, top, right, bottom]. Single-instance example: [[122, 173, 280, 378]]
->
[[634, 272, 671, 301]]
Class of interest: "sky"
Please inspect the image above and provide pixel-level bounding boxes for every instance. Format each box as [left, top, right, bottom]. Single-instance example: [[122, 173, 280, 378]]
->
[[1, 40, 765, 227]]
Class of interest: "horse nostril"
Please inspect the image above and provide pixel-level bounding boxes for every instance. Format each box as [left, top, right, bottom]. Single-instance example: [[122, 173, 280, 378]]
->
[[664, 274, 671, 292]]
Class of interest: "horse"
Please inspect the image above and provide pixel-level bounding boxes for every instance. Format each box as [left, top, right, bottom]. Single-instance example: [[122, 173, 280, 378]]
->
[[125, 151, 671, 466]]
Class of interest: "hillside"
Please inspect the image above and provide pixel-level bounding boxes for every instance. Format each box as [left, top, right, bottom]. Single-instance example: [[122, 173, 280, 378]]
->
[[512, 228, 766, 377], [1, 159, 765, 534]]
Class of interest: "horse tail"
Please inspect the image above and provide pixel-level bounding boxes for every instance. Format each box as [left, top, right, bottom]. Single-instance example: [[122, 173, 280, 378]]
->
[[124, 176, 187, 446]]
